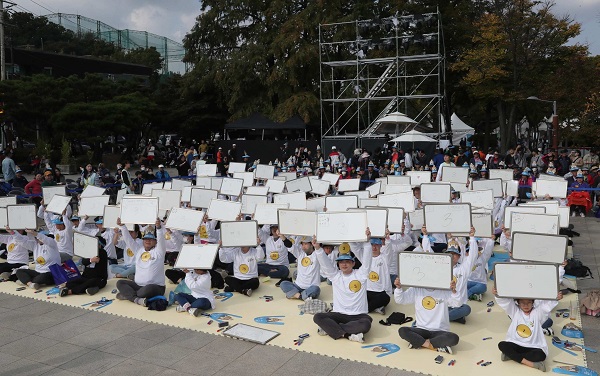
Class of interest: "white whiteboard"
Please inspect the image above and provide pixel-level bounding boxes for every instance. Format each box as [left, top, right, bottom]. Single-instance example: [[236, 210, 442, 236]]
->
[[220, 178, 244, 197], [471, 179, 503, 198], [306, 197, 326, 211], [120, 196, 158, 224], [227, 162, 247, 174], [348, 208, 387, 238], [116, 188, 127, 205], [7, 205, 37, 230], [171, 178, 192, 191], [165, 207, 204, 233], [42, 186, 66, 203], [455, 212, 493, 237], [511, 232, 567, 264], [558, 206, 570, 228], [504, 180, 519, 197], [102, 205, 121, 229], [79, 196, 110, 217], [423, 203, 472, 233], [181, 186, 193, 202], [163, 182, 172, 189], [503, 206, 546, 229], [398, 252, 452, 290], [494, 262, 558, 299], [359, 198, 378, 208], [420, 183, 451, 203], [278, 209, 316, 237], [534, 179, 568, 199], [375, 177, 387, 193], [366, 182, 381, 197], [0, 207, 7, 229], [278, 172, 298, 181], [142, 182, 163, 195], [489, 169, 514, 181], [255, 164, 275, 180], [316, 211, 368, 243], [46, 195, 72, 215], [220, 221, 258, 247], [337, 178, 360, 192], [521, 201, 559, 215], [538, 173, 566, 182], [406, 171, 431, 187], [211, 178, 223, 191], [510, 213, 559, 235], [233, 172, 255, 188], [254, 203, 288, 225], [460, 189, 494, 210], [273, 192, 306, 210], [265, 179, 285, 194], [450, 181, 470, 193], [241, 194, 268, 215], [195, 176, 211, 189], [377, 192, 415, 212], [223, 323, 280, 345], [321, 172, 340, 186], [286, 177, 312, 193], [385, 207, 404, 233], [197, 164, 218, 177], [310, 179, 330, 196], [151, 189, 182, 212], [190, 188, 218, 209], [325, 196, 358, 212], [207, 199, 242, 222], [440, 166, 468, 184], [345, 190, 370, 199], [0, 196, 17, 208], [73, 231, 98, 258], [387, 176, 411, 185], [384, 184, 412, 194], [80, 185, 106, 198], [409, 209, 424, 231], [245, 186, 269, 196], [174, 244, 220, 269]]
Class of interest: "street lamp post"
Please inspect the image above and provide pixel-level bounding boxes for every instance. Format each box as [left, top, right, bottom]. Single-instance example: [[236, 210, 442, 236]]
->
[[527, 96, 558, 151]]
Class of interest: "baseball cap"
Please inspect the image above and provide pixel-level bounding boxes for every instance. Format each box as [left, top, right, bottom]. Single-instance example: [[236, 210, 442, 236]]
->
[[370, 238, 382, 245], [142, 233, 157, 240], [445, 246, 461, 255], [335, 254, 355, 262], [44, 171, 53, 177], [158, 164, 165, 168], [51, 218, 64, 225]]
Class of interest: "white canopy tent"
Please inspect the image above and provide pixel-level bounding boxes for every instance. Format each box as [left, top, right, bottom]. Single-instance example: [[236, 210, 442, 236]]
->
[[390, 130, 437, 143], [440, 113, 475, 145]]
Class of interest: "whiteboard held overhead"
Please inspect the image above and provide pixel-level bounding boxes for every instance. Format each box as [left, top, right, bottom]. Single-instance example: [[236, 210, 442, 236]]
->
[[0, 207, 7, 229], [471, 179, 503, 198], [408, 209, 424, 231], [460, 189, 494, 210], [0, 196, 16, 208], [310, 179, 330, 196], [398, 252, 452, 290], [174, 244, 220, 269], [348, 208, 387, 238], [440, 166, 469, 184], [233, 172, 255, 188], [325, 195, 358, 212], [220, 220, 259, 248], [78, 196, 110, 217], [336, 178, 360, 192], [510, 212, 559, 235], [219, 178, 244, 197], [240, 194, 268, 215], [420, 183, 451, 203], [227, 162, 247, 174], [377, 192, 415, 212], [255, 164, 275, 180], [320, 172, 340, 186], [190, 188, 218, 209], [316, 211, 368, 243], [534, 179, 568, 199], [73, 231, 98, 259], [45, 195, 72, 215], [489, 169, 514, 182], [206, 199, 242, 222], [423, 203, 472, 233], [7, 205, 37, 230], [170, 178, 192, 191], [165, 207, 204, 233], [197, 164, 218, 177], [455, 212, 493, 238], [120, 196, 159, 224], [494, 262, 559, 300], [151, 189, 182, 212], [285, 176, 312, 193], [80, 185, 106, 198], [511, 232, 568, 264], [406, 171, 431, 187], [42, 186, 66, 203], [265, 179, 285, 194], [245, 186, 269, 196], [387, 176, 411, 185], [253, 203, 288, 225], [273, 191, 306, 210], [503, 206, 546, 229], [366, 181, 381, 197], [278, 209, 316, 237]]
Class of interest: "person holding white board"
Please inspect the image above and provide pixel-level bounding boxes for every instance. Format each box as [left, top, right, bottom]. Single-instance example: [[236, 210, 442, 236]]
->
[[363, 237, 392, 315], [280, 236, 321, 300], [37, 204, 74, 262], [59, 237, 108, 296], [111, 225, 141, 279], [15, 230, 61, 289], [257, 224, 291, 283], [466, 236, 495, 302], [0, 227, 31, 281], [174, 269, 215, 316], [218, 241, 265, 296], [493, 287, 563, 372]]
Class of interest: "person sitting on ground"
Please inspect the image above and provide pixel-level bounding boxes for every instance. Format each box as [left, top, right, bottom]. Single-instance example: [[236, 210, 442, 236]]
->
[[257, 224, 291, 285], [59, 237, 108, 296], [0, 226, 32, 281], [313, 229, 373, 343], [280, 236, 321, 300], [467, 235, 495, 302], [15, 230, 61, 289], [218, 238, 264, 297], [115, 218, 166, 307], [110, 225, 141, 279], [174, 268, 215, 316], [394, 277, 459, 354], [365, 236, 393, 315], [494, 287, 562, 372]]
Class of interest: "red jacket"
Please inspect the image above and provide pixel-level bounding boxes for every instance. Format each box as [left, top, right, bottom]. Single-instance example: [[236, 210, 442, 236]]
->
[[24, 179, 42, 195]]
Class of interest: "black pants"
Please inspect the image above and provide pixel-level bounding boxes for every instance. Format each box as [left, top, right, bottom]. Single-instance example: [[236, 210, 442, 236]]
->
[[367, 290, 391, 312], [0, 263, 26, 281], [15, 269, 54, 286], [399, 327, 459, 348], [313, 312, 372, 339], [224, 276, 259, 292], [116, 280, 166, 302], [498, 341, 546, 363], [165, 269, 225, 289], [66, 277, 107, 295], [165, 252, 179, 267]]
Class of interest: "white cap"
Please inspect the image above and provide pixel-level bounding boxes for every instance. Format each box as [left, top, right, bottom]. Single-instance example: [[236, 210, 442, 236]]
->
[[158, 164, 165, 168], [331, 146, 336, 150]]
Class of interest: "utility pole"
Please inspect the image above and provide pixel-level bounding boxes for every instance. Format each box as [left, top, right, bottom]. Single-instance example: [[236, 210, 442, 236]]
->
[[0, 0, 4, 81]]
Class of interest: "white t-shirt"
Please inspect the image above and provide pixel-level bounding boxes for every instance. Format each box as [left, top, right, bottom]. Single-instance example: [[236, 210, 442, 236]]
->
[[219, 246, 265, 280], [185, 271, 215, 309], [289, 240, 321, 289], [468, 238, 494, 284], [0, 233, 31, 264], [394, 287, 452, 332], [120, 225, 166, 286]]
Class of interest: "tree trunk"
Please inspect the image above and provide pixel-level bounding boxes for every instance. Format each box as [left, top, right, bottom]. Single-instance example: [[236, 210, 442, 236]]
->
[[483, 102, 492, 151]]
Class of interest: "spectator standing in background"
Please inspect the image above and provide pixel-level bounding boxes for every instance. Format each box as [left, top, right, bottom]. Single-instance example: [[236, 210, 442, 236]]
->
[[2, 151, 17, 184]]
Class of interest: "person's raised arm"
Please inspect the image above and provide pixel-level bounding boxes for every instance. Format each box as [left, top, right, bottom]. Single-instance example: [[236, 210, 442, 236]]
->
[[116, 218, 137, 250], [313, 236, 337, 279], [357, 228, 373, 278], [155, 218, 166, 256]]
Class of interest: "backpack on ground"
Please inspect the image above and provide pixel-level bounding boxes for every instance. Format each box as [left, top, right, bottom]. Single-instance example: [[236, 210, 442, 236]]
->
[[564, 258, 593, 278]]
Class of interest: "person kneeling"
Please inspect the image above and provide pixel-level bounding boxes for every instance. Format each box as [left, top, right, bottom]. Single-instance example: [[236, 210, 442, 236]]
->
[[175, 269, 215, 317]]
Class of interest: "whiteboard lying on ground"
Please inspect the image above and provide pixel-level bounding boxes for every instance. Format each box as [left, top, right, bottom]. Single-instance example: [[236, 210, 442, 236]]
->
[[253, 203, 288, 225], [165, 207, 204, 233], [286, 177, 312, 193], [206, 199, 241, 222], [423, 203, 471, 233], [325, 196, 358, 212], [79, 196, 110, 217], [398, 252, 452, 290], [265, 179, 285, 194], [510, 213, 559, 235], [316, 211, 368, 243], [471, 179, 503, 197], [494, 262, 558, 299], [348, 208, 387, 238], [534, 179, 568, 199], [120, 196, 158, 224], [222, 323, 280, 345], [310, 179, 330, 196], [45, 195, 72, 215], [278, 209, 316, 237], [190, 188, 219, 209], [406, 171, 431, 187], [174, 244, 220, 269], [73, 231, 98, 258], [241, 194, 268, 215], [80, 185, 106, 198], [7, 205, 37, 229], [377, 192, 415, 212], [197, 164, 218, 177], [503, 206, 546, 229], [440, 166, 468, 184], [255, 164, 275, 180], [420, 183, 451, 203], [337, 178, 360, 192], [42, 186, 66, 203], [489, 169, 514, 182], [220, 221, 259, 247], [511, 232, 568, 264], [273, 192, 306, 210], [460, 189, 494, 210]]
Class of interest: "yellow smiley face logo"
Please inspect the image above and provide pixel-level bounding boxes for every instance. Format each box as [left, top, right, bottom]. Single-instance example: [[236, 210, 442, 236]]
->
[[452, 275, 458, 285], [36, 256, 46, 265], [165, 233, 171, 240], [516, 324, 532, 338], [126, 248, 134, 257], [348, 280, 361, 292], [369, 271, 379, 282], [239, 264, 249, 274], [55, 234, 60, 242], [7, 243, 15, 252], [199, 226, 208, 238], [422, 296, 437, 310], [339, 242, 350, 254], [270, 252, 279, 261], [140, 252, 151, 262], [301, 257, 312, 267]]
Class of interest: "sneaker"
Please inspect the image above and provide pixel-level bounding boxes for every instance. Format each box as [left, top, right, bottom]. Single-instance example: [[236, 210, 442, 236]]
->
[[86, 287, 100, 296], [501, 353, 510, 361], [59, 287, 69, 297], [135, 297, 147, 307], [373, 306, 386, 315], [348, 333, 364, 343], [571, 212, 576, 217], [29, 283, 40, 290], [532, 361, 546, 372], [469, 294, 482, 302], [0, 272, 11, 280], [542, 327, 554, 336], [579, 213, 585, 218], [189, 308, 201, 317], [176, 305, 187, 313], [242, 289, 253, 297], [317, 327, 328, 336], [437, 346, 453, 354], [407, 343, 415, 349]]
